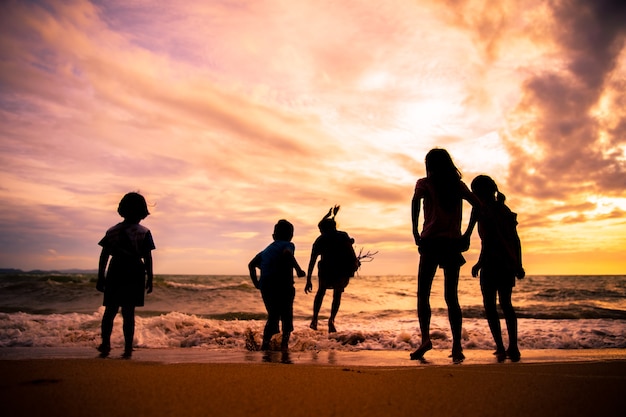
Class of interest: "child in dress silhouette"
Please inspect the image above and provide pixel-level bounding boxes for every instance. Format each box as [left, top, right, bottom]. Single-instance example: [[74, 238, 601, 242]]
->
[[466, 175, 525, 362], [97, 192, 155, 358]]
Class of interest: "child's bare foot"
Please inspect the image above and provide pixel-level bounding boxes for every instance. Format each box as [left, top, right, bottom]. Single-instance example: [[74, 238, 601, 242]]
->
[[97, 343, 110, 358], [328, 320, 337, 333], [507, 347, 521, 362], [310, 320, 318, 330], [281, 333, 290, 352], [450, 346, 464, 364], [410, 340, 432, 360]]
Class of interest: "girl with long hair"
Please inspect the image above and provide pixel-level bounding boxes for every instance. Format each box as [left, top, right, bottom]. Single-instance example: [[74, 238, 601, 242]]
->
[[411, 149, 479, 363]]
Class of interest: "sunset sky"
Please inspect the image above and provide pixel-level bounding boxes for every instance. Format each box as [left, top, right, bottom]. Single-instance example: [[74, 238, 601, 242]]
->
[[1, 0, 625, 276]]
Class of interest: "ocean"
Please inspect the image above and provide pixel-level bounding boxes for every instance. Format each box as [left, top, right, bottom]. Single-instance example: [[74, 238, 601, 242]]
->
[[1, 273, 625, 355]]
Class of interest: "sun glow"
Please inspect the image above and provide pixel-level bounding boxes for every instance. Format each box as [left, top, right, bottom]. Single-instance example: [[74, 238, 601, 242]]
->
[[588, 196, 626, 215]]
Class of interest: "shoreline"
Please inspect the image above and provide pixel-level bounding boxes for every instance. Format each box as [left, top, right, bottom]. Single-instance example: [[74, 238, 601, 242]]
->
[[1, 346, 625, 366]]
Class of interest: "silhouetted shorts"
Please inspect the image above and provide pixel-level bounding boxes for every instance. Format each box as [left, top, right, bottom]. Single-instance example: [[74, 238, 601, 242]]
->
[[261, 285, 295, 335], [418, 237, 466, 269], [318, 273, 350, 292], [480, 265, 516, 290]]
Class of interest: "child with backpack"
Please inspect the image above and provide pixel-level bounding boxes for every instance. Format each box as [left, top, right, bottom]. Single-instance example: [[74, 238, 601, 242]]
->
[[305, 206, 359, 333]]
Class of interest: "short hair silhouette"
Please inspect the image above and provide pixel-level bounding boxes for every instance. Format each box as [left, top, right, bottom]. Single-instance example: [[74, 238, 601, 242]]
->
[[117, 192, 150, 220], [273, 219, 294, 241]]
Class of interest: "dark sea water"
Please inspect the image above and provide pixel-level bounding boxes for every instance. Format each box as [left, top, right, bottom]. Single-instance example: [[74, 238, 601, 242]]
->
[[1, 273, 625, 352]]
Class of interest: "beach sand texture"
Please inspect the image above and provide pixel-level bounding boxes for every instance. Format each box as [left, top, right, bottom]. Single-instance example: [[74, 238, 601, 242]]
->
[[2, 359, 624, 417]]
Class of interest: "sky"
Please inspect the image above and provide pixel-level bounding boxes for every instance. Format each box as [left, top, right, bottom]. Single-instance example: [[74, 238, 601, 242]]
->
[[1, 0, 625, 276]]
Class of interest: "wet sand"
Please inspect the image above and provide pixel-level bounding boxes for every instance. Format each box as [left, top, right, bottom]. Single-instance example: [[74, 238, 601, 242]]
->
[[1, 349, 624, 417]]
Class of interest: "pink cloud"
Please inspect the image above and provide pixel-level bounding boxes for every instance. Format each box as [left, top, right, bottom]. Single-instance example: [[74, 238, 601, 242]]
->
[[503, 0, 626, 199]]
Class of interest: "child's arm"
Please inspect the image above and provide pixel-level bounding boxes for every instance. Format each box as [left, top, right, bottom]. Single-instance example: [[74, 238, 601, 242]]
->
[[471, 259, 482, 278], [248, 254, 262, 289], [462, 184, 482, 209], [513, 222, 525, 279], [283, 248, 306, 278], [462, 207, 479, 251], [305, 249, 319, 294], [464, 207, 478, 237], [144, 252, 154, 294], [471, 237, 484, 278], [466, 207, 483, 277], [97, 248, 110, 292], [411, 193, 422, 245]]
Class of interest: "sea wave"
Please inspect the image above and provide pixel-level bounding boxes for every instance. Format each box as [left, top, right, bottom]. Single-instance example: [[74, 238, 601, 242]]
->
[[1, 309, 625, 351], [2, 273, 625, 351]]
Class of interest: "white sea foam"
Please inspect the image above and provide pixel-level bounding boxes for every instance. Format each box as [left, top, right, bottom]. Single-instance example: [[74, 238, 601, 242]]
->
[[1, 274, 625, 352], [1, 308, 625, 351]]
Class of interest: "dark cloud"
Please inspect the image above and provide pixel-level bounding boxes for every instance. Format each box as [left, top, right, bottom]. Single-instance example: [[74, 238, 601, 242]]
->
[[0, 203, 101, 267], [504, 0, 626, 200]]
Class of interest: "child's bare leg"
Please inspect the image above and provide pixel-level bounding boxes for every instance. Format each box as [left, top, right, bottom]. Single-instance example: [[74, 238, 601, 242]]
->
[[411, 260, 436, 360], [311, 287, 327, 330], [444, 266, 464, 362], [482, 287, 504, 346], [499, 286, 520, 361], [99, 305, 118, 355], [328, 288, 343, 333], [121, 306, 135, 358], [281, 332, 290, 351]]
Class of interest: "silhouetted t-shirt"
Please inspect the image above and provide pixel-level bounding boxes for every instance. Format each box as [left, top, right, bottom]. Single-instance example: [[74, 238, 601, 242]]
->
[[476, 203, 522, 285], [414, 177, 473, 239], [98, 221, 155, 306], [257, 240, 296, 291]]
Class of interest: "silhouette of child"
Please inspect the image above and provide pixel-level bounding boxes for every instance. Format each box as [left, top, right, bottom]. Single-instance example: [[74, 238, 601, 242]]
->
[[249, 220, 306, 351], [305, 205, 359, 333], [411, 148, 480, 363], [96, 192, 155, 359], [466, 175, 525, 362]]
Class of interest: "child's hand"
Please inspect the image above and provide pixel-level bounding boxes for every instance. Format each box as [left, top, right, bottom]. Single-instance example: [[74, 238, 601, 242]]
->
[[304, 279, 313, 294], [471, 264, 480, 278], [297, 269, 306, 278], [146, 278, 153, 294], [96, 278, 105, 293], [516, 267, 525, 279]]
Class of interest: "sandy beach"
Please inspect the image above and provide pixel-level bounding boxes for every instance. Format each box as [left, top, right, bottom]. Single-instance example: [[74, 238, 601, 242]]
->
[[1, 350, 624, 417]]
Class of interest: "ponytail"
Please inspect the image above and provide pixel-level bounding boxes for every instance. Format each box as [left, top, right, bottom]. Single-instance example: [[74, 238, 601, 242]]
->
[[495, 187, 506, 205]]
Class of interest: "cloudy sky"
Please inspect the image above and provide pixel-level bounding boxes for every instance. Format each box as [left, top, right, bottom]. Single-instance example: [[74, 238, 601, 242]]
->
[[1, 0, 625, 276]]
